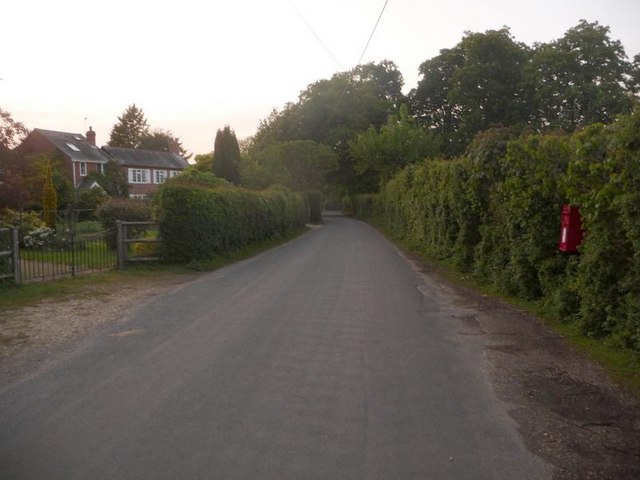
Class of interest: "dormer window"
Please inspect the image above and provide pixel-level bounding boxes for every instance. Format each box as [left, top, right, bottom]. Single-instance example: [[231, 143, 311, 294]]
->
[[66, 143, 80, 152]]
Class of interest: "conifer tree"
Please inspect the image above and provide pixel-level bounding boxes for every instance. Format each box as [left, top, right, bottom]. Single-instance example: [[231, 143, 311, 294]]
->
[[212, 126, 241, 184], [108, 104, 150, 148]]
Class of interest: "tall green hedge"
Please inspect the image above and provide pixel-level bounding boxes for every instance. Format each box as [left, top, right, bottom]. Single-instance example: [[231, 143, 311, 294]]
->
[[157, 183, 307, 262], [353, 110, 640, 351]]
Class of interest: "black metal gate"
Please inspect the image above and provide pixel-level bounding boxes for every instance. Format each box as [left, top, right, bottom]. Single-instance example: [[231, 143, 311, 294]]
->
[[8, 209, 118, 284]]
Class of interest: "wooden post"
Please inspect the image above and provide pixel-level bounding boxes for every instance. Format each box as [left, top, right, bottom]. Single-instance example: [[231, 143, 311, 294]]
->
[[116, 221, 125, 270], [12, 228, 20, 284]]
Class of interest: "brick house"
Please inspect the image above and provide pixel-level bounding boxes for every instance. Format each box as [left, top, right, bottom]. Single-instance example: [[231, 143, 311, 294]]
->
[[16, 128, 188, 198], [16, 128, 111, 188], [102, 145, 188, 198]]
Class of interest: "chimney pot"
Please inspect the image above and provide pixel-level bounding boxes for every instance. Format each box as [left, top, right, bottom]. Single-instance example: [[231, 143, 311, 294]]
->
[[86, 126, 96, 146]]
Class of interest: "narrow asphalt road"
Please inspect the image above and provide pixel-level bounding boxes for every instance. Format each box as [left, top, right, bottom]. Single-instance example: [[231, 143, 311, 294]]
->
[[0, 214, 551, 479]]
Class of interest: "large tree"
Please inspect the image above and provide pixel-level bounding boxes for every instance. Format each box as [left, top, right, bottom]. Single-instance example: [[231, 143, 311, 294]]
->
[[138, 129, 191, 159], [252, 61, 403, 194], [213, 126, 241, 184], [243, 140, 338, 191], [410, 28, 530, 156], [108, 104, 150, 148], [0, 108, 29, 208], [525, 20, 638, 131], [411, 21, 639, 156]]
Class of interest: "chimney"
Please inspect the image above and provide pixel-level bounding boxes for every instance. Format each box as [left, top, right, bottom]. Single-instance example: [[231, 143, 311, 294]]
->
[[86, 126, 96, 146], [168, 138, 180, 155]]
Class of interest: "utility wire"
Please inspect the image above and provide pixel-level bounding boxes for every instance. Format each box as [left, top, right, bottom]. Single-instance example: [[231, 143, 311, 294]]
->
[[356, 0, 389, 67], [327, 0, 390, 126], [287, 0, 343, 69]]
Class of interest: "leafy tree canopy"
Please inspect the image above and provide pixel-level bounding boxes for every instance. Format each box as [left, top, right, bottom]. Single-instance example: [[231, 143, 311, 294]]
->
[[243, 140, 338, 191], [0, 107, 29, 150], [87, 159, 129, 198], [410, 21, 639, 156], [138, 128, 192, 159], [251, 60, 404, 194], [350, 105, 441, 188], [526, 20, 638, 131], [410, 28, 530, 156], [0, 108, 29, 207]]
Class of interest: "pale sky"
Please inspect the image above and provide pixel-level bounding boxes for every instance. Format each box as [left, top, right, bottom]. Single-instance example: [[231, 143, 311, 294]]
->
[[2, 0, 639, 156]]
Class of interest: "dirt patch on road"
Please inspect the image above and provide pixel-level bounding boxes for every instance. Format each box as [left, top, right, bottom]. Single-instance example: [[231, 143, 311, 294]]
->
[[0, 272, 201, 385], [413, 257, 640, 480]]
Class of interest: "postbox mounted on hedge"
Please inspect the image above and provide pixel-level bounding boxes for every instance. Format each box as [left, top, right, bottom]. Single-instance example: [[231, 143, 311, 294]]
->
[[559, 204, 583, 253]]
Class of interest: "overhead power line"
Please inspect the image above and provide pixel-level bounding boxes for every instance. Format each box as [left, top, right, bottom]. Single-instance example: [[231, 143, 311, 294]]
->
[[356, 0, 389, 67], [327, 0, 390, 126], [287, 0, 343, 69]]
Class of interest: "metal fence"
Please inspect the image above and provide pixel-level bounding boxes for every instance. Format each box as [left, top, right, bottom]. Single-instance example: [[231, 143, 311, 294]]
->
[[2, 209, 118, 285], [0, 210, 164, 286], [0, 228, 19, 284]]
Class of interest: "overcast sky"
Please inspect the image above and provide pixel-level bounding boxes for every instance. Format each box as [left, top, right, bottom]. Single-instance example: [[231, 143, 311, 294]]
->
[[2, 0, 639, 156]]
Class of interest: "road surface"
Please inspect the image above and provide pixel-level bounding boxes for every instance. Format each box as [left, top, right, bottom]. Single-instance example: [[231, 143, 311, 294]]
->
[[0, 214, 550, 479]]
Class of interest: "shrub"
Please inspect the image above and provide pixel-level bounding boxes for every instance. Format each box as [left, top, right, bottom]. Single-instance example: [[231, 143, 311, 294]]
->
[[98, 198, 153, 249]]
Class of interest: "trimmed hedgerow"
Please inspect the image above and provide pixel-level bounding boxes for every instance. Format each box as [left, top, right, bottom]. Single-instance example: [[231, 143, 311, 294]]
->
[[352, 109, 640, 351], [157, 183, 307, 262]]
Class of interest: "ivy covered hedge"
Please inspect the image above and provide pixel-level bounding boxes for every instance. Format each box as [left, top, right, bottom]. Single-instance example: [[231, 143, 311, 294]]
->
[[352, 110, 640, 351], [157, 182, 308, 262]]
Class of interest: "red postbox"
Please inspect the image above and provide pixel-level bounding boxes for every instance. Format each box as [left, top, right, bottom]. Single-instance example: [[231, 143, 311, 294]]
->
[[559, 204, 583, 253]]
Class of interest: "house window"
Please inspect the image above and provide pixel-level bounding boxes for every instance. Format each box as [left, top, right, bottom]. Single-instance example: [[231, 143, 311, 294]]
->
[[79, 162, 87, 176], [129, 194, 147, 200], [66, 143, 80, 152], [97, 163, 105, 174], [128, 168, 150, 184], [169, 170, 181, 178], [154, 170, 167, 184]]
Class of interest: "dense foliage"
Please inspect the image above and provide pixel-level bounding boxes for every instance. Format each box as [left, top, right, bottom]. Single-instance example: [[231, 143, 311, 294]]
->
[[97, 198, 153, 249], [42, 161, 58, 228], [213, 126, 241, 185], [157, 182, 307, 262], [108, 104, 150, 149], [352, 110, 640, 351], [242, 140, 337, 192], [409, 21, 638, 157]]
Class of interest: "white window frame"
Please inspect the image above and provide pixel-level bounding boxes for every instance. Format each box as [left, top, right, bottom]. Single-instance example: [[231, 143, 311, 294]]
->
[[169, 170, 181, 178], [79, 162, 87, 176], [128, 168, 150, 184], [97, 163, 105, 174], [129, 193, 147, 200], [154, 169, 168, 184]]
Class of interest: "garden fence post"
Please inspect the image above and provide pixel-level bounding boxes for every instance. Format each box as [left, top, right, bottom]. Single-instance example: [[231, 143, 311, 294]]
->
[[12, 228, 21, 285], [116, 221, 125, 270]]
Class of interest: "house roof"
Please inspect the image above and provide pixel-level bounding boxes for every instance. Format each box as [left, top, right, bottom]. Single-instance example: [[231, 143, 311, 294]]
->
[[77, 177, 104, 190], [34, 129, 111, 163], [102, 146, 188, 170]]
